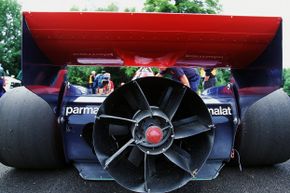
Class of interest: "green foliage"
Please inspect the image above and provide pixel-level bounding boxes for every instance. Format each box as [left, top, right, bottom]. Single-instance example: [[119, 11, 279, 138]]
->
[[70, 3, 120, 12], [124, 7, 137, 12], [144, 0, 178, 12], [197, 68, 230, 92], [69, 5, 88, 11], [106, 67, 132, 86], [120, 67, 138, 78], [283, 68, 290, 95], [97, 3, 119, 12], [67, 66, 136, 88], [69, 5, 80, 11], [216, 68, 231, 86], [70, 3, 137, 12], [67, 66, 103, 86], [144, 0, 222, 13], [0, 0, 21, 76]]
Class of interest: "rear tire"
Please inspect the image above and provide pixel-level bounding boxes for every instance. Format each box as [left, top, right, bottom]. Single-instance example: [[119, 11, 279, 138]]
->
[[0, 87, 65, 169], [238, 89, 290, 166]]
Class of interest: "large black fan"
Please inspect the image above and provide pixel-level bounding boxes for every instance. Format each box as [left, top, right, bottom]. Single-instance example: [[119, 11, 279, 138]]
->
[[93, 77, 214, 193]]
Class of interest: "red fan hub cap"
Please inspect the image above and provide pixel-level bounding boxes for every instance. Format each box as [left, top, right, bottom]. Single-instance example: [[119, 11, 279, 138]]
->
[[145, 126, 163, 144]]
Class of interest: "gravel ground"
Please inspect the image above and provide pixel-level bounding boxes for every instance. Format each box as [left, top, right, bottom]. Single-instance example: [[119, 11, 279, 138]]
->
[[1, 160, 290, 193]]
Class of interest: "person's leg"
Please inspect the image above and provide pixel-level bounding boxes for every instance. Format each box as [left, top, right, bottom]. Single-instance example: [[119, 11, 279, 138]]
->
[[204, 77, 216, 90], [204, 80, 211, 90], [88, 83, 92, 94], [209, 77, 216, 87], [190, 76, 200, 92]]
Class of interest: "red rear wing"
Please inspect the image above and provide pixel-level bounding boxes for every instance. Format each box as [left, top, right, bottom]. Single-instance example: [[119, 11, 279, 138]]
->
[[23, 12, 281, 68]]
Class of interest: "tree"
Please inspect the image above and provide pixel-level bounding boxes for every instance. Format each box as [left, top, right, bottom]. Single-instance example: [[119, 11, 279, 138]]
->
[[67, 66, 103, 86], [70, 3, 120, 12], [67, 66, 134, 88], [69, 5, 80, 11], [144, 0, 178, 12], [97, 3, 119, 12], [216, 68, 231, 86], [283, 68, 290, 95], [124, 7, 137, 12], [144, 0, 222, 14], [0, 0, 21, 76]]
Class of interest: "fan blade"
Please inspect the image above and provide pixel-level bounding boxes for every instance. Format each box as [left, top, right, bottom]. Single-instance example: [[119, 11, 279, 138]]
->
[[109, 124, 129, 136], [173, 116, 210, 139], [123, 81, 151, 112], [163, 144, 193, 175], [98, 114, 136, 124], [144, 154, 156, 192], [128, 146, 144, 167], [104, 138, 135, 169], [159, 86, 187, 120]]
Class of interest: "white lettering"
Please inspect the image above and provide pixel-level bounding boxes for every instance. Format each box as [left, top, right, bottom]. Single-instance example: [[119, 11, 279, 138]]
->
[[65, 107, 73, 116], [208, 106, 232, 116], [65, 106, 99, 116], [73, 107, 79, 114]]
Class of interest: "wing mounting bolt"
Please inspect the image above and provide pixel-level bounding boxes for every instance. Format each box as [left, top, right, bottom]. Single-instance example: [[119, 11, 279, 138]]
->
[[192, 169, 198, 177], [57, 116, 66, 124], [233, 118, 240, 125], [208, 124, 215, 129]]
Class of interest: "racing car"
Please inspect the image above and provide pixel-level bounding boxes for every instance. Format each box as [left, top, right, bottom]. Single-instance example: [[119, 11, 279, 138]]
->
[[0, 12, 290, 193]]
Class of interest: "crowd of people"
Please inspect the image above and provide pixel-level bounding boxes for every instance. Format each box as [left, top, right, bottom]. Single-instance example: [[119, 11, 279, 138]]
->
[[1, 64, 217, 98], [87, 67, 216, 95], [157, 67, 216, 92]]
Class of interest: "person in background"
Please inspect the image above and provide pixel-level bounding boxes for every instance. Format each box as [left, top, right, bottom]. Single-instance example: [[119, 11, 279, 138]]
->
[[93, 70, 106, 94], [201, 68, 217, 90], [88, 70, 96, 94], [97, 73, 114, 95], [157, 67, 200, 92], [0, 64, 5, 96]]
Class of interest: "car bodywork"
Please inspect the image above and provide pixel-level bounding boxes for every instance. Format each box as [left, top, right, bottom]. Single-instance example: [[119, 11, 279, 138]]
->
[[3, 12, 286, 192]]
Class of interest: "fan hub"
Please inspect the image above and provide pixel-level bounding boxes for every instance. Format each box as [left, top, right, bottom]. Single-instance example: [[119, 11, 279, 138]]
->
[[132, 108, 174, 155], [145, 126, 163, 144]]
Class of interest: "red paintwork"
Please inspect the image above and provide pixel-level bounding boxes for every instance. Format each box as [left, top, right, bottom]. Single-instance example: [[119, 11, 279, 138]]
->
[[26, 69, 67, 94], [26, 85, 60, 94], [23, 12, 281, 68], [146, 126, 163, 144]]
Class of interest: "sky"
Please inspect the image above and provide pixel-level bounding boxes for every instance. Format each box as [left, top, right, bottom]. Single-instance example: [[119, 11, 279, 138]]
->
[[19, 0, 145, 12], [19, 0, 290, 67]]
